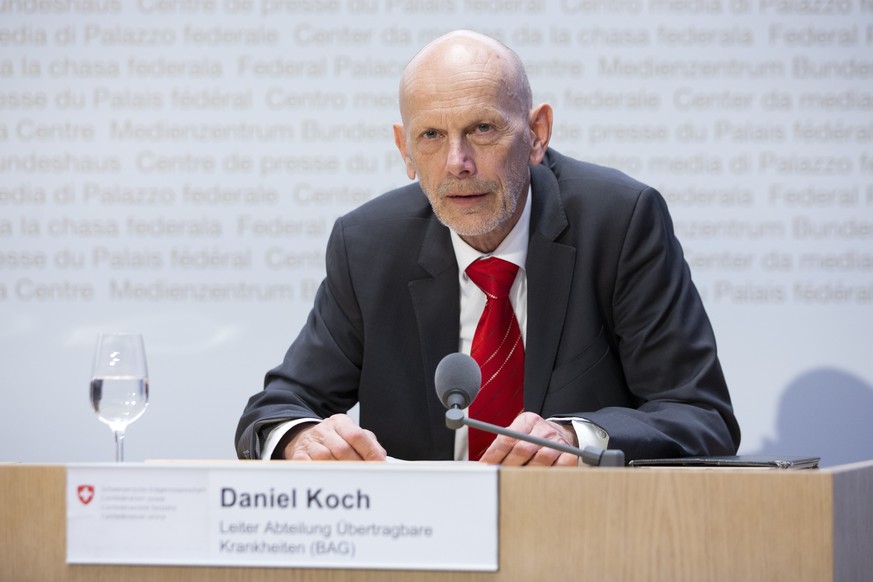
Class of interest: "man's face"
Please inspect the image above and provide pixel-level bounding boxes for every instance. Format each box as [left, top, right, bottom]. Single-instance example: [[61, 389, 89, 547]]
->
[[394, 61, 535, 252]]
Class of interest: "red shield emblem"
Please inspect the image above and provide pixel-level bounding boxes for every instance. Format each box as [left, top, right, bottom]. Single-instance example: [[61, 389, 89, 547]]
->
[[77, 485, 95, 505]]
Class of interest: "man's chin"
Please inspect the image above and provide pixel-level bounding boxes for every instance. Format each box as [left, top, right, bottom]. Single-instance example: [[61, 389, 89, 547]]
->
[[446, 220, 500, 239], [431, 201, 512, 239]]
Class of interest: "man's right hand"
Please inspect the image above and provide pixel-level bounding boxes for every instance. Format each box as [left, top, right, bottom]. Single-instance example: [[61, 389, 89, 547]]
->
[[280, 414, 387, 461]]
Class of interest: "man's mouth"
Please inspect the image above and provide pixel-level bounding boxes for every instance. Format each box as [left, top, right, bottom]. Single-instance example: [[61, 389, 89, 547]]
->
[[445, 193, 487, 207], [447, 192, 487, 199]]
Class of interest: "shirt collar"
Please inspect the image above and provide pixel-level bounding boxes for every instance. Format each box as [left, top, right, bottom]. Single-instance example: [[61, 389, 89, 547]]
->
[[450, 187, 531, 274]]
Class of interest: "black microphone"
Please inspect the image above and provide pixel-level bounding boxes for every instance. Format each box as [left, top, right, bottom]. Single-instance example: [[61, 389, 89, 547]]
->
[[435, 352, 481, 411], [434, 353, 625, 467]]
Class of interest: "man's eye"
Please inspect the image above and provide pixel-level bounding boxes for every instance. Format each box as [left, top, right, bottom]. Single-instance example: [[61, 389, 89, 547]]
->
[[475, 124, 493, 133], [422, 130, 439, 139]]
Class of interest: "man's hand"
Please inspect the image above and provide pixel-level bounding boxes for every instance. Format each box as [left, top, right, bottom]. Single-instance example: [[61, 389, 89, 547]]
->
[[280, 414, 387, 461], [478, 412, 580, 466]]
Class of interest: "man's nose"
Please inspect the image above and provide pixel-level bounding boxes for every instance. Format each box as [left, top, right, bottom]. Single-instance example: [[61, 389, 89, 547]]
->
[[445, 137, 476, 177]]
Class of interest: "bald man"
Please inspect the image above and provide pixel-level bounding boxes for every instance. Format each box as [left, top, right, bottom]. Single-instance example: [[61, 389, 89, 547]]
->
[[236, 31, 741, 466]]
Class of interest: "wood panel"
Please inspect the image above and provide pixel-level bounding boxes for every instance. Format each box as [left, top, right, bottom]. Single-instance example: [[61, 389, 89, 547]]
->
[[1, 462, 871, 582]]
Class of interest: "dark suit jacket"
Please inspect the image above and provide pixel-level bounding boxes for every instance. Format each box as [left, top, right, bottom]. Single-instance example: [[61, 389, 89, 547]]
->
[[236, 149, 741, 461]]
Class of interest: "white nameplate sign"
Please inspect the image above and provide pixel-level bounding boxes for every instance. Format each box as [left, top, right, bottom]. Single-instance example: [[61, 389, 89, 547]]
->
[[67, 462, 498, 571]]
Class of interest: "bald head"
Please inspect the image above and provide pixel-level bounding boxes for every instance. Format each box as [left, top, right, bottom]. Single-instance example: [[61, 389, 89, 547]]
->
[[398, 30, 533, 123], [391, 30, 552, 253]]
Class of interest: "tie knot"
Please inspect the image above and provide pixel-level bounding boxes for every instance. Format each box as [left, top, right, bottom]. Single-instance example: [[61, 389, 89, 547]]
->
[[465, 257, 519, 300]]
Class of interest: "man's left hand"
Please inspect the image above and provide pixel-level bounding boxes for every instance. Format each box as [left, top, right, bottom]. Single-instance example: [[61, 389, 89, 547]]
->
[[478, 412, 581, 466]]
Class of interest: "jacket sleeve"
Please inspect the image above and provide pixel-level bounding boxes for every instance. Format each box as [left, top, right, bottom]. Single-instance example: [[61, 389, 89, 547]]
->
[[235, 217, 363, 459], [582, 187, 741, 460]]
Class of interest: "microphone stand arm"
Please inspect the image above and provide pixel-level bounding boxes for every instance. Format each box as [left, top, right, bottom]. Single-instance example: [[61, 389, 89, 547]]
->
[[446, 408, 625, 467]]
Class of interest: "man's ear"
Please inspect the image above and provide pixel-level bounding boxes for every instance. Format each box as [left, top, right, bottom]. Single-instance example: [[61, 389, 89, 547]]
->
[[393, 123, 417, 180], [528, 103, 553, 165]]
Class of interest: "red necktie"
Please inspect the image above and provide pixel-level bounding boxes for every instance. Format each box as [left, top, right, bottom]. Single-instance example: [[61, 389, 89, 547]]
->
[[465, 257, 524, 461]]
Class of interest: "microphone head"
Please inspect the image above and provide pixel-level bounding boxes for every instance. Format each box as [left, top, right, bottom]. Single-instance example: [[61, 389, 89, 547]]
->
[[434, 353, 481, 410]]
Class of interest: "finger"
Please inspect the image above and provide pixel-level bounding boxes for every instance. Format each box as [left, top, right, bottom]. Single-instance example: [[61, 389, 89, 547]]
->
[[285, 417, 365, 461], [326, 415, 386, 461], [554, 452, 580, 467], [286, 433, 334, 460], [288, 444, 323, 461], [498, 437, 543, 466], [287, 427, 354, 460], [524, 446, 570, 467], [334, 424, 387, 461], [302, 415, 386, 461], [524, 422, 581, 466], [477, 414, 531, 464], [315, 416, 380, 460], [480, 414, 576, 466], [477, 432, 518, 465]]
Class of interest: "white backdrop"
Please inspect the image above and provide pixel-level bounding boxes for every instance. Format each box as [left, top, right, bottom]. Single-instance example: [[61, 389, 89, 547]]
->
[[2, 0, 872, 466]]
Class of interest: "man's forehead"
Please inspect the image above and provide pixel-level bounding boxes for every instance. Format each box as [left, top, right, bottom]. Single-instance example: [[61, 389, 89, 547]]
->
[[399, 36, 528, 126], [404, 55, 503, 95], [401, 35, 511, 98]]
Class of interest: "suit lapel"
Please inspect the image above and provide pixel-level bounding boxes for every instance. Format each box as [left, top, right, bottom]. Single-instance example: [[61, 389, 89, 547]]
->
[[525, 162, 576, 414], [408, 215, 460, 456]]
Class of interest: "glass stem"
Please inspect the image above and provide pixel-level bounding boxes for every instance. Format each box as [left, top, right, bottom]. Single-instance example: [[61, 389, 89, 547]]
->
[[114, 430, 125, 463]]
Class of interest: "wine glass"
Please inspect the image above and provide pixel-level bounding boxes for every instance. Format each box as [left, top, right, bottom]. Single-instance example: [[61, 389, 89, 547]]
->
[[90, 333, 149, 462]]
